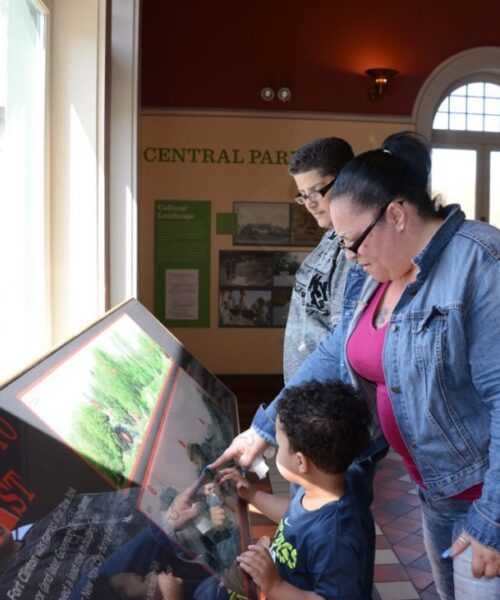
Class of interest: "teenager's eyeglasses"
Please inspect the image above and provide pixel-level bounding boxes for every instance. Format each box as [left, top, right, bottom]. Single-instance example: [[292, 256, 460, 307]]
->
[[294, 178, 336, 205], [338, 203, 390, 255]]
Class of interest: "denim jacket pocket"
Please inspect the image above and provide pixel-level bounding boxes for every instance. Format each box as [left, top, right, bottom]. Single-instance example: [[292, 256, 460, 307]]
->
[[407, 306, 482, 466], [410, 305, 448, 372]]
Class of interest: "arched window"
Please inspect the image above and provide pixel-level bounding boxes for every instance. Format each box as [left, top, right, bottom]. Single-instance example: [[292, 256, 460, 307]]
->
[[414, 48, 500, 226], [433, 82, 500, 132]]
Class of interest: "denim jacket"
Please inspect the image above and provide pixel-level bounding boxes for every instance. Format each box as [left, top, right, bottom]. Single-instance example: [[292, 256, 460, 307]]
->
[[252, 205, 500, 551]]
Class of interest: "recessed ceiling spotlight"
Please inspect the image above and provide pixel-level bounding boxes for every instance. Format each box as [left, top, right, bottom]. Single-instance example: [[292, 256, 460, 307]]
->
[[261, 87, 275, 101], [277, 87, 292, 102]]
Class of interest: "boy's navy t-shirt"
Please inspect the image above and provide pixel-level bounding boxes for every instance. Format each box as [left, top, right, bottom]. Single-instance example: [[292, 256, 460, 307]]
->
[[269, 485, 366, 600], [194, 484, 366, 600]]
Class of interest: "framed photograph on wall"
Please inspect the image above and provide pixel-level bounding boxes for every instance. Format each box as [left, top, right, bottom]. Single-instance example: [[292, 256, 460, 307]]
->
[[290, 202, 324, 246], [219, 289, 272, 327], [219, 250, 274, 287], [273, 251, 308, 287], [219, 251, 304, 328], [271, 287, 293, 327], [233, 201, 290, 245]]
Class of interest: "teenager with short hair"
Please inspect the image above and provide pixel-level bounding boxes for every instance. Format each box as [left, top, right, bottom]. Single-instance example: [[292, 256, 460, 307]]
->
[[284, 137, 354, 382]]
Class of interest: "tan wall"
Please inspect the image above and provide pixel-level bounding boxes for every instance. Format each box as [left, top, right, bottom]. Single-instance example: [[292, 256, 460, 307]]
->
[[139, 114, 413, 374]]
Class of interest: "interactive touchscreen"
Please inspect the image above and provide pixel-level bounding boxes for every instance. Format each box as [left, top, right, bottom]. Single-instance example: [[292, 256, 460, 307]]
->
[[0, 299, 258, 599]]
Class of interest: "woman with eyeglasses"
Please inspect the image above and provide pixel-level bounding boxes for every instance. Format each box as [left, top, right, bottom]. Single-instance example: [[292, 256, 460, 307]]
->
[[283, 137, 386, 600], [214, 131, 500, 599], [327, 131, 500, 599]]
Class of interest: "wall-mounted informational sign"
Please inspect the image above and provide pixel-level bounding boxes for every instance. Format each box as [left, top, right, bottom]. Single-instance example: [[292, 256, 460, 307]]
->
[[154, 201, 211, 327], [143, 146, 295, 166]]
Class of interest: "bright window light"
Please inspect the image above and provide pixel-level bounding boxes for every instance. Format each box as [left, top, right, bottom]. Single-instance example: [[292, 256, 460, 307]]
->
[[0, 0, 49, 382], [433, 81, 500, 132]]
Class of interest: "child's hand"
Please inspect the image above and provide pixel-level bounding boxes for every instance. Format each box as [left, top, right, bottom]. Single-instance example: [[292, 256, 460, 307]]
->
[[237, 544, 281, 595], [218, 467, 255, 502], [157, 572, 184, 600]]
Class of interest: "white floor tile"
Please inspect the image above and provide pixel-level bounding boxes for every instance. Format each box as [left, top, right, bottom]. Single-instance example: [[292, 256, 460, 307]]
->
[[375, 523, 383, 535], [375, 581, 419, 600], [374, 549, 400, 565]]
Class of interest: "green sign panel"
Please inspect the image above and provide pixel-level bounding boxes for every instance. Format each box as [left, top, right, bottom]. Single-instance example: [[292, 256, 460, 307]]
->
[[154, 200, 211, 327]]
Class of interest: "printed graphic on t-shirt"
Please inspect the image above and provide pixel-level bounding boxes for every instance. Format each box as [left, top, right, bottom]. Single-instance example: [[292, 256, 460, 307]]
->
[[270, 520, 298, 570], [294, 269, 331, 317]]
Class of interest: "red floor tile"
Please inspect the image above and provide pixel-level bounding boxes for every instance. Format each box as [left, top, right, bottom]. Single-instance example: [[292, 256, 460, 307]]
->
[[388, 515, 424, 534], [410, 554, 432, 573], [377, 500, 416, 517], [420, 590, 441, 600], [405, 507, 423, 521], [373, 509, 402, 525], [393, 544, 426, 565], [376, 536, 393, 549], [374, 563, 411, 582], [407, 566, 435, 591], [373, 486, 404, 500], [395, 492, 421, 507], [381, 525, 413, 544], [380, 478, 416, 492], [396, 533, 426, 553]]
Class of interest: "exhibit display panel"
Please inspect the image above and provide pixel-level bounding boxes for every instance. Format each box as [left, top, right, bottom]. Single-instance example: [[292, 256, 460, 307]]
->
[[0, 299, 258, 599]]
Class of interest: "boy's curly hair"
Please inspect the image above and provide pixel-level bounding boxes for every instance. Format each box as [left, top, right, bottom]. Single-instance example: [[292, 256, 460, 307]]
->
[[277, 380, 372, 474]]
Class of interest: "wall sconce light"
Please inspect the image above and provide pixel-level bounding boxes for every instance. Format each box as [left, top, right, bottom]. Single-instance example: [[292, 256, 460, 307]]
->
[[365, 68, 398, 101]]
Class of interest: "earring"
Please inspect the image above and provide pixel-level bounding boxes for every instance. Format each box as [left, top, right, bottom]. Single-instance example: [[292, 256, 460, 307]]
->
[[399, 224, 405, 231]]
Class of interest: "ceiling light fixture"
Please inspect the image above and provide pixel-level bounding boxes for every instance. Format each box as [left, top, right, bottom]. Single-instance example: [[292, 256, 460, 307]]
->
[[277, 87, 292, 102], [260, 87, 275, 101]]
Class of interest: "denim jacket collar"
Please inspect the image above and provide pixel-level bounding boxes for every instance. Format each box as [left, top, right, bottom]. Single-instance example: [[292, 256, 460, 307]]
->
[[411, 204, 465, 285]]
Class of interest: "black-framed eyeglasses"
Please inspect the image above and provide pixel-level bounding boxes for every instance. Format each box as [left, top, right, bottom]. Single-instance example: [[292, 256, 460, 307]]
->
[[294, 178, 336, 205], [338, 203, 390, 255]]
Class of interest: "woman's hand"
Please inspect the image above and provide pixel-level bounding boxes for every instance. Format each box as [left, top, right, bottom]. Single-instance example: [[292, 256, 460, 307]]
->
[[164, 482, 203, 530], [210, 428, 269, 470], [451, 532, 500, 578]]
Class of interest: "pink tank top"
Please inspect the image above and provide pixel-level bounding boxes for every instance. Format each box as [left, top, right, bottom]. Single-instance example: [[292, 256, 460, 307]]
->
[[346, 282, 482, 501]]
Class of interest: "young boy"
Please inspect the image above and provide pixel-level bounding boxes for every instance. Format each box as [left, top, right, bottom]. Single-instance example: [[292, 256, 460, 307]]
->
[[219, 380, 372, 600]]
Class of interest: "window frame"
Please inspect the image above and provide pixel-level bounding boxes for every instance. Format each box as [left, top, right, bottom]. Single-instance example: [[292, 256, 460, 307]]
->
[[415, 48, 500, 224]]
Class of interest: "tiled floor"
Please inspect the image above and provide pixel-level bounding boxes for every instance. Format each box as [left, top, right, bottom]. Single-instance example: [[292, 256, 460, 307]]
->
[[249, 450, 439, 600]]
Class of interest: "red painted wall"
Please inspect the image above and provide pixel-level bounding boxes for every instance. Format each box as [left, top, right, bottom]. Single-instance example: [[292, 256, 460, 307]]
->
[[141, 1, 500, 116]]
